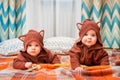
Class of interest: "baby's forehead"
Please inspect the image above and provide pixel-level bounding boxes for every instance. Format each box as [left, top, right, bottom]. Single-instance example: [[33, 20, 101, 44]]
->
[[28, 41, 39, 44], [87, 29, 96, 32], [86, 29, 97, 34]]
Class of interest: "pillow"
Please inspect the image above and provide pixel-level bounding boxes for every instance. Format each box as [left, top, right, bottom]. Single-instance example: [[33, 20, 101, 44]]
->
[[44, 37, 75, 53], [0, 38, 23, 55]]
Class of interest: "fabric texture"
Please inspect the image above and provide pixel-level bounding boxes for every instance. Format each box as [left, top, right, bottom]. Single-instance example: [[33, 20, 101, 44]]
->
[[0, 0, 26, 42], [0, 55, 120, 80], [0, 38, 23, 55], [26, 0, 81, 40], [69, 19, 109, 70], [44, 37, 75, 52]]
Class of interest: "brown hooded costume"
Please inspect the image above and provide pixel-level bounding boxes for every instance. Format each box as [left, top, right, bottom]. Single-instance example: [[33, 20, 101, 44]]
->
[[13, 30, 60, 70], [69, 19, 109, 70]]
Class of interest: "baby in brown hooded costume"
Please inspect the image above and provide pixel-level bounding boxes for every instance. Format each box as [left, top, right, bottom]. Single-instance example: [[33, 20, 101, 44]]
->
[[69, 19, 109, 71], [13, 29, 60, 70]]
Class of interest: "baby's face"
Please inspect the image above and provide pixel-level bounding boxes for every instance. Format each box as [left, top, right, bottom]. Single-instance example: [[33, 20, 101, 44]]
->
[[82, 30, 97, 47], [27, 41, 42, 56]]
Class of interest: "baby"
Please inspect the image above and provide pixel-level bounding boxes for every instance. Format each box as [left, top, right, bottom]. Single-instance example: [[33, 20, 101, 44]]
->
[[68, 19, 109, 71], [13, 29, 60, 70]]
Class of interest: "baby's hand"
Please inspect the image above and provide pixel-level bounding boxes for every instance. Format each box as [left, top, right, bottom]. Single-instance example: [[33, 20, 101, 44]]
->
[[25, 62, 32, 68], [75, 67, 83, 75]]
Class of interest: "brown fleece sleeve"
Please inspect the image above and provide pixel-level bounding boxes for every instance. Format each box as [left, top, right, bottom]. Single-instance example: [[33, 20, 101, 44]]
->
[[13, 53, 27, 70], [100, 50, 110, 65], [51, 54, 60, 64], [94, 49, 110, 65], [47, 50, 60, 64], [68, 44, 81, 70]]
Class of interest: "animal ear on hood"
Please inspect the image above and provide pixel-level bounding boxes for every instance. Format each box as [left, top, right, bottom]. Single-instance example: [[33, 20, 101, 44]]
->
[[96, 22, 101, 28], [76, 23, 82, 30], [39, 30, 44, 37], [18, 35, 26, 42]]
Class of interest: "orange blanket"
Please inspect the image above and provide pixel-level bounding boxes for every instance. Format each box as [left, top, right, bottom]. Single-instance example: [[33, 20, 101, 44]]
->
[[0, 55, 120, 80], [69, 65, 120, 80]]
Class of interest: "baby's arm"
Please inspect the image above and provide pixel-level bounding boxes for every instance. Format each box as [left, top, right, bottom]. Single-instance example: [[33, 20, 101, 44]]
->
[[68, 44, 81, 70], [13, 53, 32, 70], [46, 50, 60, 63], [69, 50, 80, 69], [13, 58, 27, 70], [96, 50, 110, 65]]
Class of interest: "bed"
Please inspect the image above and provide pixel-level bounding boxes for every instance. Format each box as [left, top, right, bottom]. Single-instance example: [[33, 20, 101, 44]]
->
[[0, 54, 120, 80], [0, 37, 120, 80]]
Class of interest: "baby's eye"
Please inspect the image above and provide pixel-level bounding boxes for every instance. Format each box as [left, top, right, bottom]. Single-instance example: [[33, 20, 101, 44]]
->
[[85, 34, 88, 36], [91, 34, 95, 37], [28, 44, 32, 47], [35, 44, 39, 47]]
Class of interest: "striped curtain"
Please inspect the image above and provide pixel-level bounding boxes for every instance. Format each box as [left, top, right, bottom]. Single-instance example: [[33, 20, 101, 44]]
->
[[0, 0, 26, 42], [81, 0, 120, 49]]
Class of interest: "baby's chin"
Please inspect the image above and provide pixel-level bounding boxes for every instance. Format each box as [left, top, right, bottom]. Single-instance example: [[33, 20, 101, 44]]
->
[[83, 42, 95, 47], [85, 44, 93, 48], [30, 53, 39, 57]]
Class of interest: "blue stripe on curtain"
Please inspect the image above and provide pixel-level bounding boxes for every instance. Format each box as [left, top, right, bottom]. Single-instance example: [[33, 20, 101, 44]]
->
[[81, 0, 120, 48], [0, 0, 26, 42]]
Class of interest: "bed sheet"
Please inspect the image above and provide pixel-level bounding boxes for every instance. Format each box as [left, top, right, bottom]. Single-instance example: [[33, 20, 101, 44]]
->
[[0, 55, 120, 80]]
